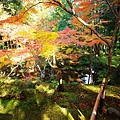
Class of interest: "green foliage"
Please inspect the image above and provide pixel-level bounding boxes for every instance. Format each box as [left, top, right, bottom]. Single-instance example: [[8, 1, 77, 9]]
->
[[50, 80, 59, 87], [113, 42, 120, 56], [99, 1, 120, 37], [97, 69, 107, 82], [79, 54, 91, 66], [49, 7, 73, 31], [112, 56, 120, 67], [57, 13, 72, 31], [61, 0, 71, 8], [97, 56, 108, 66], [0, 43, 4, 49], [0, 77, 40, 98], [110, 69, 120, 85], [2, 0, 23, 15]]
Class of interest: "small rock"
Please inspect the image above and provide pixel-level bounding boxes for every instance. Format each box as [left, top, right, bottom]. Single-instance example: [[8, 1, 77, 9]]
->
[[107, 107, 120, 118]]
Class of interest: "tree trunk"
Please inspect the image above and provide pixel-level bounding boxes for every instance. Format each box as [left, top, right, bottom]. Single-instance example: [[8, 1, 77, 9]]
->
[[105, 19, 120, 83]]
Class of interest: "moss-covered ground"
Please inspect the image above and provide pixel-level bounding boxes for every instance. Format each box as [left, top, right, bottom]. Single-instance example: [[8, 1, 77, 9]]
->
[[0, 77, 120, 120]]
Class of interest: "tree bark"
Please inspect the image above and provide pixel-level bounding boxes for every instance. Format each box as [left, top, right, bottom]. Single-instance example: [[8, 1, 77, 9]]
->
[[106, 18, 120, 82]]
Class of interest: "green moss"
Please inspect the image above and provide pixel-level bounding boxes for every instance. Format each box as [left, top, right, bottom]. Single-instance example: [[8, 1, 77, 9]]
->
[[0, 77, 119, 120]]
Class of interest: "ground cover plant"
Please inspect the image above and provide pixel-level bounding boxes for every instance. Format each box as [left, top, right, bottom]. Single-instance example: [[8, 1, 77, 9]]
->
[[0, 77, 120, 120]]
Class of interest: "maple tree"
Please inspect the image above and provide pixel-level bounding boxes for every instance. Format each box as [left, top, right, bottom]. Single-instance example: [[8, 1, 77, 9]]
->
[[41, 0, 120, 84], [0, 0, 119, 84], [0, 1, 59, 79], [0, 24, 60, 79], [44, 0, 119, 83]]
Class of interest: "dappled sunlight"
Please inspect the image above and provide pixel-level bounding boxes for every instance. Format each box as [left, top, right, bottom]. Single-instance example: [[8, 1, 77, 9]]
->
[[78, 109, 86, 120], [59, 107, 74, 120], [0, 89, 8, 97], [82, 84, 100, 93], [0, 99, 26, 120], [105, 92, 120, 99], [0, 80, 119, 120], [105, 86, 120, 99], [39, 92, 88, 120], [42, 113, 50, 120], [42, 103, 78, 120], [34, 90, 44, 105], [36, 82, 55, 96], [0, 99, 4, 111], [34, 82, 56, 105], [0, 77, 15, 84], [0, 99, 19, 113], [83, 84, 120, 99], [0, 77, 29, 98]]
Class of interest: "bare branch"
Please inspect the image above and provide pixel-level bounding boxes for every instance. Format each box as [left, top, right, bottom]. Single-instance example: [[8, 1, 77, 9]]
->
[[8, 65, 19, 76], [105, 0, 117, 19], [22, 0, 73, 17], [111, 18, 120, 42], [23, 1, 58, 16], [66, 0, 73, 9], [87, 26, 111, 47], [52, 0, 73, 14]]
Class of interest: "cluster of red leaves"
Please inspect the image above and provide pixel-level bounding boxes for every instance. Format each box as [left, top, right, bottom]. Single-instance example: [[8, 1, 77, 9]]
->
[[79, 102, 90, 109], [69, 53, 81, 61], [58, 27, 106, 48], [87, 39, 106, 46], [0, 49, 12, 57], [16, 36, 40, 56], [58, 27, 86, 46], [71, 0, 98, 26]]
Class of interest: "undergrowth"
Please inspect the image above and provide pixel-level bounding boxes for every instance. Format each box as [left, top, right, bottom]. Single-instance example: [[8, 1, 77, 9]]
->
[[0, 77, 120, 120]]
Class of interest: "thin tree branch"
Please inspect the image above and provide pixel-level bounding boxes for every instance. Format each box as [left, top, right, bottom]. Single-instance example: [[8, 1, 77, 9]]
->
[[23, 1, 58, 16], [8, 64, 19, 76], [50, 0, 111, 47], [71, 8, 111, 47], [111, 64, 120, 74], [0, 1, 72, 24], [52, 0, 73, 14], [105, 0, 117, 19], [22, 1, 73, 21], [112, 18, 120, 42], [66, 0, 73, 9]]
